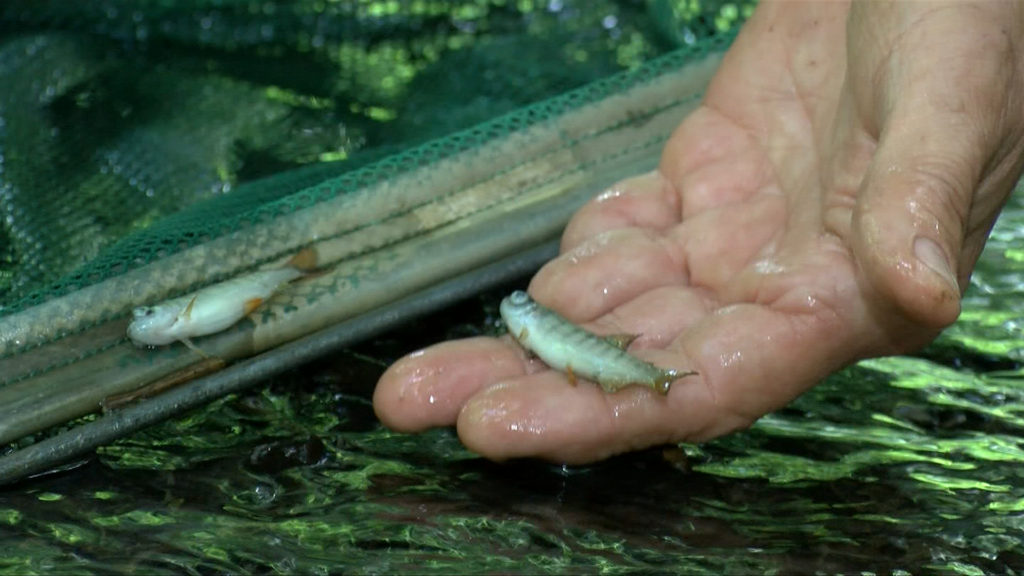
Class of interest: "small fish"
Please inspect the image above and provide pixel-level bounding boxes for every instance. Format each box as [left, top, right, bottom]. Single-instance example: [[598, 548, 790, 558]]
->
[[127, 247, 317, 350], [499, 290, 696, 395]]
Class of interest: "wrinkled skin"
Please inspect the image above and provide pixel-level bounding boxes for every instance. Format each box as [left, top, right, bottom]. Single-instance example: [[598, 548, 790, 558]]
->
[[374, 1, 1024, 464]]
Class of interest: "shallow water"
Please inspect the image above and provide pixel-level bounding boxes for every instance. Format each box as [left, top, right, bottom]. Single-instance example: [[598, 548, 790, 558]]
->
[[2, 194, 1023, 575]]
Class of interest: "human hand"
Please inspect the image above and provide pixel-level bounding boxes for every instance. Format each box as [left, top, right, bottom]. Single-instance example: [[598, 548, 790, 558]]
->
[[373, 0, 1024, 463]]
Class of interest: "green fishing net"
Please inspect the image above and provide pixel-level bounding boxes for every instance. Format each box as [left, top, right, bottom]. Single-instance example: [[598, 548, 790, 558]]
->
[[0, 0, 747, 313], [0, 1, 752, 477]]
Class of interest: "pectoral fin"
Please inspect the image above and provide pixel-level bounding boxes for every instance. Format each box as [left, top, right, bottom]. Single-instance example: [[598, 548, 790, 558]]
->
[[566, 365, 577, 386], [243, 297, 264, 315], [180, 337, 210, 359], [285, 246, 318, 272]]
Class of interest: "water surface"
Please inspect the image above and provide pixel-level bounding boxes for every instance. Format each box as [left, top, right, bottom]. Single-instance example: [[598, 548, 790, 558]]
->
[[2, 193, 1023, 575]]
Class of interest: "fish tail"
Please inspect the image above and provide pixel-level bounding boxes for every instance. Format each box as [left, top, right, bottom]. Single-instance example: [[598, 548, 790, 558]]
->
[[286, 246, 319, 272], [654, 368, 698, 395]]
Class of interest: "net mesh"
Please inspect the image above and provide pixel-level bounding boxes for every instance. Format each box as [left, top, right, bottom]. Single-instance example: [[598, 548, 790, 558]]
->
[[0, 0, 750, 315]]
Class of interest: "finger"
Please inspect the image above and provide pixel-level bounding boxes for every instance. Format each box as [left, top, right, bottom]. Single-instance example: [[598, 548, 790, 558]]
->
[[373, 337, 532, 432], [674, 144, 780, 219], [533, 192, 784, 322], [593, 284, 711, 349], [659, 107, 779, 219], [659, 107, 759, 185], [850, 68, 991, 329], [456, 291, 863, 463], [673, 192, 785, 295], [672, 301, 859, 434], [374, 287, 710, 444], [560, 171, 681, 252], [456, 369, 698, 464], [849, 2, 1024, 334], [530, 227, 687, 323], [850, 142, 967, 333]]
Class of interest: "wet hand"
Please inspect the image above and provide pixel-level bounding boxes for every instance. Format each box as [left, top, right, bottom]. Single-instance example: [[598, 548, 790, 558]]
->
[[373, 0, 1024, 463]]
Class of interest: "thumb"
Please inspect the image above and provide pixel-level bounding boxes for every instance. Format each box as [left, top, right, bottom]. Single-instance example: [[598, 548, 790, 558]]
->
[[851, 142, 967, 335], [847, 2, 1024, 343]]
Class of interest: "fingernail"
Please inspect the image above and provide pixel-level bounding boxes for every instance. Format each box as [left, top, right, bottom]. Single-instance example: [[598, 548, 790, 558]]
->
[[913, 236, 959, 293]]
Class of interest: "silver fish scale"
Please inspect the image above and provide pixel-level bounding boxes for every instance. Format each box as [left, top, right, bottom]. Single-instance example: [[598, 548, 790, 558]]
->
[[500, 291, 695, 394]]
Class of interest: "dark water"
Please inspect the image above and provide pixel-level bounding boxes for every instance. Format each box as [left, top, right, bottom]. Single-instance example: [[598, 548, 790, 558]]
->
[[2, 195, 1024, 575]]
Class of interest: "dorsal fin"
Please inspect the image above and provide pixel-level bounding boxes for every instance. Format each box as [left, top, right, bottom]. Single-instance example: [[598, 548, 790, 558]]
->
[[603, 333, 639, 350], [182, 295, 198, 321], [285, 246, 318, 272]]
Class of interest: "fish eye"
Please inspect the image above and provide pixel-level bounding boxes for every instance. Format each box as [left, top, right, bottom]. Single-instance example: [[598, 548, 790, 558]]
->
[[133, 307, 154, 318], [509, 291, 530, 305]]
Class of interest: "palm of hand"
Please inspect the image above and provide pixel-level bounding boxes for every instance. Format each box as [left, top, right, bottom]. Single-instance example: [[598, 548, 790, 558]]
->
[[375, 2, 1021, 463]]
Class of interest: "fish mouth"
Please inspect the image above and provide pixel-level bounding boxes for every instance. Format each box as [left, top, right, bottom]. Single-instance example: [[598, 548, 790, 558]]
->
[[500, 290, 534, 314], [126, 323, 146, 345], [508, 290, 530, 305]]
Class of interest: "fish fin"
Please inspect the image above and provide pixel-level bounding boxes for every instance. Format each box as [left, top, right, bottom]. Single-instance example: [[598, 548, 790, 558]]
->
[[285, 246, 318, 272], [182, 295, 198, 321], [517, 327, 529, 342], [566, 365, 577, 386], [653, 368, 698, 395], [603, 333, 639, 350], [180, 337, 210, 359], [243, 297, 264, 315], [598, 380, 627, 394]]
